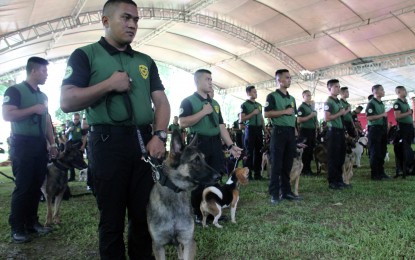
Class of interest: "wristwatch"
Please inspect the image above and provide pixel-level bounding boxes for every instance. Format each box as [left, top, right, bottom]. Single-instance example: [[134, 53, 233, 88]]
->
[[154, 130, 167, 143]]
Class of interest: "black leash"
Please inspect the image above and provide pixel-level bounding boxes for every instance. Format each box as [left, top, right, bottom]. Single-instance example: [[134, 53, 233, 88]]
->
[[0, 171, 15, 182], [136, 129, 183, 193]]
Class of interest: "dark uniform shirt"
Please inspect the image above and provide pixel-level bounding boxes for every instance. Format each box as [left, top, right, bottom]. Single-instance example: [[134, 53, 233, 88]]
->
[[366, 98, 386, 127], [297, 102, 317, 129], [62, 37, 164, 126], [241, 100, 263, 127], [340, 99, 352, 122], [324, 96, 344, 129], [179, 92, 224, 136], [264, 89, 297, 127], [393, 98, 413, 124]]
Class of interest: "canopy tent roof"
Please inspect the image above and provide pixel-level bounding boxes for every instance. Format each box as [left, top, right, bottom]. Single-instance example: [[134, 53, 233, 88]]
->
[[1, 0, 415, 105]]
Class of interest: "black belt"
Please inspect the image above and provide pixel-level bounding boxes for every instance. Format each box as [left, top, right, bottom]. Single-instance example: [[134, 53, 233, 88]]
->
[[89, 124, 151, 134], [328, 127, 344, 132], [189, 133, 220, 142]]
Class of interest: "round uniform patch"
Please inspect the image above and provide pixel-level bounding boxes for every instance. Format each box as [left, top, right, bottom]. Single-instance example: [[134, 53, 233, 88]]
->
[[3, 96, 10, 103], [368, 108, 373, 113], [240, 108, 244, 113], [394, 104, 399, 109], [264, 102, 269, 107], [63, 66, 73, 80], [298, 111, 303, 116], [179, 108, 184, 115], [324, 105, 329, 111]]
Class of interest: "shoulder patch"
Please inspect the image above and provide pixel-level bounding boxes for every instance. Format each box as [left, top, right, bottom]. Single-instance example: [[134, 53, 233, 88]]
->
[[368, 108, 373, 113], [324, 104, 329, 111], [3, 96, 10, 103], [63, 66, 73, 80], [179, 108, 184, 115], [264, 101, 269, 108], [394, 104, 399, 109], [298, 111, 303, 116], [214, 105, 220, 114]]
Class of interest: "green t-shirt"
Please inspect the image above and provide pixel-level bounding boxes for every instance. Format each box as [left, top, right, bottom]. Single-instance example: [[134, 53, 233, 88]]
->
[[393, 98, 413, 124], [297, 102, 317, 129], [68, 122, 83, 141], [324, 96, 344, 129], [241, 100, 263, 126], [366, 98, 386, 126], [168, 123, 180, 132], [264, 89, 297, 127], [340, 99, 353, 122]]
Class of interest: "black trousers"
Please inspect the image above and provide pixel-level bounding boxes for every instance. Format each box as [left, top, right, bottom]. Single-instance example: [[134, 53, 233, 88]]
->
[[344, 120, 357, 138], [244, 126, 263, 177], [269, 126, 296, 197], [368, 126, 387, 179], [89, 126, 154, 260], [327, 129, 346, 184], [9, 135, 48, 233], [398, 123, 414, 175], [299, 128, 316, 173], [190, 135, 223, 217]]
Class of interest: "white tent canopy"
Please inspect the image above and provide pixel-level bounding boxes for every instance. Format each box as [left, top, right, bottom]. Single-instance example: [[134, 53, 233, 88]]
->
[[1, 0, 415, 104]]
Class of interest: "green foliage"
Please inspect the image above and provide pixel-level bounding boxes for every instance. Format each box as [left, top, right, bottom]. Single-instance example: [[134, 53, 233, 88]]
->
[[1, 145, 415, 259]]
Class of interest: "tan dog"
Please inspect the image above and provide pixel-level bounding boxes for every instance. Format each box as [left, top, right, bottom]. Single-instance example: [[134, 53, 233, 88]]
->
[[342, 137, 356, 185], [290, 143, 306, 196], [200, 167, 249, 228]]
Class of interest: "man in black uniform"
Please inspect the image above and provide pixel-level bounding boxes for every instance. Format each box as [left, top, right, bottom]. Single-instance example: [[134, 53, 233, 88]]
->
[[179, 69, 242, 223], [265, 69, 300, 204], [3, 57, 57, 243], [297, 90, 318, 176], [240, 86, 267, 180], [60, 1, 170, 259]]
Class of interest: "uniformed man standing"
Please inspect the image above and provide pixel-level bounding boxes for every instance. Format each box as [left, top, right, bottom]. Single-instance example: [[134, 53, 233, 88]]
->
[[351, 106, 364, 136], [240, 86, 267, 180], [340, 87, 357, 138], [324, 79, 348, 189], [297, 90, 318, 176], [179, 69, 242, 223], [265, 69, 300, 204], [65, 112, 87, 181], [366, 84, 390, 181], [3, 57, 57, 243], [393, 86, 413, 177], [167, 116, 180, 134], [60, 1, 170, 258]]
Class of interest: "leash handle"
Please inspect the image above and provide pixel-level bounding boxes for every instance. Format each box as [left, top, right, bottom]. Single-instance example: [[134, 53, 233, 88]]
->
[[137, 128, 162, 182]]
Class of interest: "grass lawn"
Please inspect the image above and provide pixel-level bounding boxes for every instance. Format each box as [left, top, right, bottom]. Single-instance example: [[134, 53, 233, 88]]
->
[[1, 144, 415, 259]]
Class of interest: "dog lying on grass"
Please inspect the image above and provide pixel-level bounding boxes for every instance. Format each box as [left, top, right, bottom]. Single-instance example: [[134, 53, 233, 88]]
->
[[200, 167, 249, 228], [147, 131, 220, 260], [41, 141, 87, 226]]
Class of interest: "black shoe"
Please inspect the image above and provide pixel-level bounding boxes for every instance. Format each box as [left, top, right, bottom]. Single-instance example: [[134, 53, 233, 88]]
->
[[381, 174, 392, 180], [270, 196, 281, 205], [282, 193, 302, 201], [12, 232, 31, 243], [329, 183, 342, 190], [337, 182, 352, 189], [26, 223, 52, 235]]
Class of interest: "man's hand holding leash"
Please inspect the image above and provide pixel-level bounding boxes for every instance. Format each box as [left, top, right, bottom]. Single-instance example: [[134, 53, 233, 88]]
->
[[146, 136, 166, 159]]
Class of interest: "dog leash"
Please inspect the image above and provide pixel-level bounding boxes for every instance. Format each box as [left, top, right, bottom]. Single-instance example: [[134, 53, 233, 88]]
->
[[136, 129, 183, 193]]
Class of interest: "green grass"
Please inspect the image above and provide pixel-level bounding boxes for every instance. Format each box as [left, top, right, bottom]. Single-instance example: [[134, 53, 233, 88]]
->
[[1, 145, 415, 259]]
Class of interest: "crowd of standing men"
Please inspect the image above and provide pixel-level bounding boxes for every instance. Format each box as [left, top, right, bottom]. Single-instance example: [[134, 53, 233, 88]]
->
[[2, 1, 414, 259]]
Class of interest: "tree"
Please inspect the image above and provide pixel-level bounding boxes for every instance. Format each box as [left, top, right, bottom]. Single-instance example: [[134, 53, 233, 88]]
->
[[54, 107, 76, 124]]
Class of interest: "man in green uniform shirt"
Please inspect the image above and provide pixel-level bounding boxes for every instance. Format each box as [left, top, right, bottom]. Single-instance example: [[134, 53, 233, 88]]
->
[[324, 79, 348, 189], [393, 86, 413, 177], [297, 90, 318, 176], [60, 1, 170, 258], [340, 87, 357, 138], [240, 86, 267, 180], [3, 57, 57, 243], [264, 69, 301, 204], [179, 69, 242, 223], [65, 112, 87, 181], [366, 84, 390, 180]]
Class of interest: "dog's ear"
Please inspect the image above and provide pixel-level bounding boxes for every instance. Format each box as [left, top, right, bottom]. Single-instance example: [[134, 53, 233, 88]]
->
[[170, 130, 183, 156]]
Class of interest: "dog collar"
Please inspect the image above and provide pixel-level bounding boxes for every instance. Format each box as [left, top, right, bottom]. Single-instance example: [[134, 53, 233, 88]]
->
[[52, 160, 69, 171], [158, 170, 184, 193], [358, 141, 367, 148]]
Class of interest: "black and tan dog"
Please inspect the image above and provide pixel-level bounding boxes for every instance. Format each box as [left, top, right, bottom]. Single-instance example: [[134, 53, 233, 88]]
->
[[147, 131, 220, 260], [290, 142, 306, 196], [342, 136, 356, 185], [41, 141, 87, 226], [200, 167, 249, 228]]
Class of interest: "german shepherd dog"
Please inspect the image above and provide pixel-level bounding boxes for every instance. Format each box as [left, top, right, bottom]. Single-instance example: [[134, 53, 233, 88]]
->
[[41, 141, 87, 226], [314, 143, 328, 174], [342, 137, 356, 185], [200, 167, 249, 228], [147, 131, 220, 260], [290, 142, 306, 196]]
